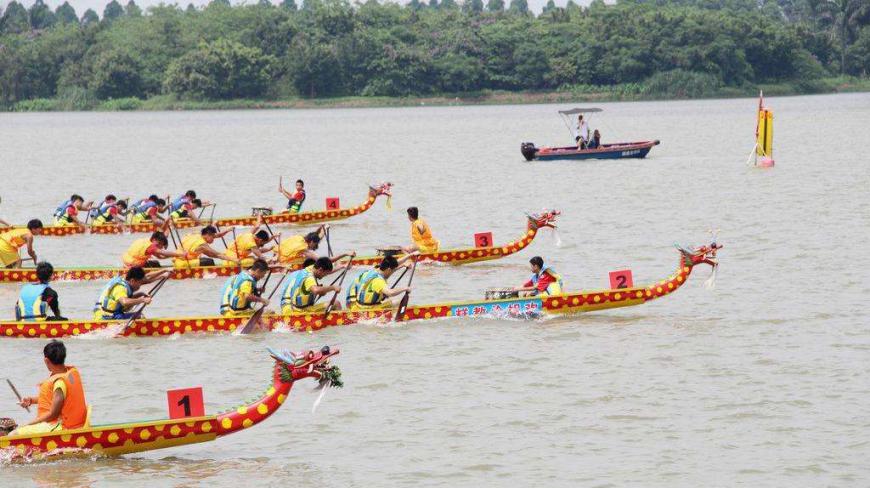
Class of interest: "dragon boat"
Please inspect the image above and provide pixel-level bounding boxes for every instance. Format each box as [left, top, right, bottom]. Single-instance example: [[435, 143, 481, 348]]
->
[[13, 183, 393, 237], [0, 210, 558, 284], [0, 242, 720, 339], [0, 346, 340, 461]]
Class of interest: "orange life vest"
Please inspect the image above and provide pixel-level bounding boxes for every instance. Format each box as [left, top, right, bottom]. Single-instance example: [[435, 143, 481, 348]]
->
[[37, 366, 87, 429], [122, 238, 154, 268], [410, 218, 439, 251]]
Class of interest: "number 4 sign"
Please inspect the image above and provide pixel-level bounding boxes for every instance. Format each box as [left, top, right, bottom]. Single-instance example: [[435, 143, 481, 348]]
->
[[609, 270, 634, 289], [474, 232, 493, 248], [325, 198, 340, 210], [167, 387, 205, 419]]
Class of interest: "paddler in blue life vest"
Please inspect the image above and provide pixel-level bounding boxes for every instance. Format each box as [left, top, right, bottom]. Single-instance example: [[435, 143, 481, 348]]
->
[[52, 194, 94, 229], [92, 267, 171, 320], [91, 195, 128, 227], [279, 177, 306, 213], [280, 257, 342, 313], [170, 198, 207, 225], [15, 261, 66, 321], [219, 258, 271, 317], [130, 197, 168, 226], [345, 254, 416, 310], [513, 256, 563, 296]]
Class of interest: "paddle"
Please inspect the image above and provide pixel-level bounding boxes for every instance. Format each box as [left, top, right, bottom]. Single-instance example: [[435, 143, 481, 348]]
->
[[230, 226, 242, 273], [237, 272, 288, 335], [119, 276, 169, 333], [323, 257, 354, 318], [394, 257, 418, 322], [168, 220, 192, 271], [6, 379, 30, 413], [325, 226, 334, 258]]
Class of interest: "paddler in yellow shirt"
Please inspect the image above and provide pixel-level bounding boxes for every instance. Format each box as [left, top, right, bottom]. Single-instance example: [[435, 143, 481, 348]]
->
[[173, 225, 237, 268], [272, 224, 354, 267], [226, 221, 275, 268], [0, 219, 43, 268], [402, 206, 439, 253], [121, 232, 187, 268], [280, 257, 342, 313], [219, 259, 271, 317], [345, 254, 415, 310]]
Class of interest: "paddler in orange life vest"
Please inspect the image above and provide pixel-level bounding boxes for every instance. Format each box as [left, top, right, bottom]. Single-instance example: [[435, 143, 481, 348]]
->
[[0, 219, 43, 268], [402, 206, 440, 254], [173, 225, 237, 268], [52, 194, 93, 229], [513, 256, 564, 297], [270, 224, 355, 267], [15, 261, 66, 321], [122, 231, 187, 268], [225, 218, 276, 268], [9, 340, 88, 436], [279, 177, 306, 213]]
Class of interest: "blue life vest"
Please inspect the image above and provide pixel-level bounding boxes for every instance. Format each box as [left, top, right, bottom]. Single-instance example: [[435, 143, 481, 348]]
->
[[16, 283, 48, 321], [220, 272, 256, 313], [346, 269, 383, 307], [282, 267, 317, 308], [53, 199, 72, 219], [170, 196, 188, 213]]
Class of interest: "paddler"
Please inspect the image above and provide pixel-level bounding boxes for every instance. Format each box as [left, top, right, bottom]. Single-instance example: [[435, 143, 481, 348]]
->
[[173, 225, 237, 268], [169, 198, 206, 225], [92, 267, 171, 320], [345, 254, 415, 310], [219, 258, 271, 317], [92, 199, 128, 226], [280, 257, 341, 313], [130, 197, 168, 226], [128, 195, 159, 220], [52, 194, 92, 229], [225, 220, 274, 268], [402, 206, 440, 253], [122, 231, 187, 268], [279, 178, 306, 213], [15, 261, 66, 321], [169, 190, 196, 214], [9, 340, 88, 436], [0, 219, 43, 268], [513, 256, 563, 296], [272, 224, 354, 266]]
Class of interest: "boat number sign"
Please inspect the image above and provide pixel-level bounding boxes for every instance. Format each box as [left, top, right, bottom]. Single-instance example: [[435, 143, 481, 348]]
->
[[452, 298, 542, 318], [474, 232, 493, 248], [609, 270, 634, 289], [326, 198, 340, 210], [167, 387, 205, 419]]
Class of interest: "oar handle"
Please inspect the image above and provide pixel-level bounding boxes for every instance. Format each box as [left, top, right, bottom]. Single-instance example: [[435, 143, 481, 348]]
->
[[395, 257, 418, 322], [6, 379, 30, 413], [324, 258, 353, 317]]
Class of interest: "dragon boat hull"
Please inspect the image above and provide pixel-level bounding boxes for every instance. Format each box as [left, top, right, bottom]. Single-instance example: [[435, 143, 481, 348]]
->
[[521, 140, 660, 161], [0, 211, 559, 283], [0, 349, 339, 461], [0, 244, 720, 339]]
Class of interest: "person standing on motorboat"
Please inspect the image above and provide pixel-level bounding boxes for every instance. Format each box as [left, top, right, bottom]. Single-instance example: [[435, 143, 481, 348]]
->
[[575, 115, 590, 149]]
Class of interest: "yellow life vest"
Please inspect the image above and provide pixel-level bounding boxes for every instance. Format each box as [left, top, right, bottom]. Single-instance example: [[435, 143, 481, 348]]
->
[[0, 228, 31, 251], [411, 218, 439, 252], [278, 235, 307, 264], [227, 233, 256, 260], [122, 238, 153, 268]]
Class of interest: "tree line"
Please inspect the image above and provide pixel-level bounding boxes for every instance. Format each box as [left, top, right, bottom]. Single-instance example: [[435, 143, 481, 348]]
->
[[0, 0, 868, 107]]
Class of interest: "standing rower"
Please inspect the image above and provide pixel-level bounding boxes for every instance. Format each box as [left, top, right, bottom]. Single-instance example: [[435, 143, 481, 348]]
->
[[280, 257, 341, 313], [219, 258, 271, 317], [15, 261, 66, 321], [402, 206, 440, 253], [0, 219, 43, 268], [92, 267, 169, 320], [9, 340, 88, 436], [173, 225, 236, 268], [345, 255, 414, 310], [513, 256, 563, 296], [122, 232, 187, 268], [279, 178, 306, 213]]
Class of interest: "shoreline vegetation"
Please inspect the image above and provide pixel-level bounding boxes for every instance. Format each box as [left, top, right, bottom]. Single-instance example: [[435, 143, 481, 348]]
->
[[10, 76, 870, 112], [2, 0, 870, 113]]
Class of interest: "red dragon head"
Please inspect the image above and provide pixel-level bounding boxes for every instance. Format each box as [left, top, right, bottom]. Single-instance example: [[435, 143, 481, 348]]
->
[[527, 210, 560, 230], [369, 182, 393, 198], [676, 241, 722, 268], [269, 346, 343, 387]]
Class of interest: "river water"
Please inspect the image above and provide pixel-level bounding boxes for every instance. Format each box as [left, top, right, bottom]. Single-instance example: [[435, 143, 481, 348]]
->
[[0, 93, 868, 487]]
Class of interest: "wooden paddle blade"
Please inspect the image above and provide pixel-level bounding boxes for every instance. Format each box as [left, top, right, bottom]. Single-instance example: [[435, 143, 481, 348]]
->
[[238, 307, 266, 335], [395, 293, 410, 322]]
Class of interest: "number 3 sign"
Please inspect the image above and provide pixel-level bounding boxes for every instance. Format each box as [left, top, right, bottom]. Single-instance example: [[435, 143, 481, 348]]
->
[[167, 387, 205, 419], [474, 232, 493, 248]]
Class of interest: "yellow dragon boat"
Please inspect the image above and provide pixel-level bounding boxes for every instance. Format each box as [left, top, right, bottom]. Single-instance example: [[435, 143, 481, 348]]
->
[[14, 183, 393, 237], [0, 210, 558, 283], [0, 242, 720, 339], [0, 346, 340, 461]]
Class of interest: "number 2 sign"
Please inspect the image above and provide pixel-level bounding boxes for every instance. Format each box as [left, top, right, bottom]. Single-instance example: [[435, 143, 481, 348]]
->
[[325, 198, 340, 210], [167, 387, 205, 419], [474, 232, 494, 248], [609, 270, 634, 289]]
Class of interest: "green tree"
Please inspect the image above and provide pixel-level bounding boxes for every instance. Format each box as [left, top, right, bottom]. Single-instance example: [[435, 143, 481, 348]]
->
[[819, 0, 870, 73], [487, 0, 505, 11], [464, 0, 484, 13], [125, 1, 143, 17], [508, 0, 529, 14], [186, 3, 198, 13], [1, 1, 30, 34], [163, 39, 276, 99], [90, 49, 144, 98], [28, 0, 56, 30], [80, 9, 99, 25], [285, 37, 344, 97], [103, 1, 125, 23], [442, 0, 460, 9], [542, 0, 556, 13], [55, 2, 79, 24], [281, 0, 299, 10], [429, 0, 440, 9]]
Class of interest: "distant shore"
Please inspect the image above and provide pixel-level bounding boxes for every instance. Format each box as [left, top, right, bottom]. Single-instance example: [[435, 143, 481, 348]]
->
[[7, 77, 869, 112]]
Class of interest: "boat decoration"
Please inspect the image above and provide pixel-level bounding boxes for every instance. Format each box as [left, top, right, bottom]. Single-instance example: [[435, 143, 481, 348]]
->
[[0, 242, 721, 339], [0, 346, 341, 461], [0, 210, 557, 283], [521, 107, 659, 161], [747, 91, 774, 168], [14, 183, 393, 237]]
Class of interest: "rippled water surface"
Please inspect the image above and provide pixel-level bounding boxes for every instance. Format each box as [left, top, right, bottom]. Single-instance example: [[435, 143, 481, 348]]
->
[[1, 94, 869, 487]]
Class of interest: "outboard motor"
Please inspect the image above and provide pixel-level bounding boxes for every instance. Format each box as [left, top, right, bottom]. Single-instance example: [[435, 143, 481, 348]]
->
[[520, 142, 538, 161]]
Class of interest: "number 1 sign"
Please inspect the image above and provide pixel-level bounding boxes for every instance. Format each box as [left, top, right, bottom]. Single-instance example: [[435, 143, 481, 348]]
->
[[167, 387, 205, 419]]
